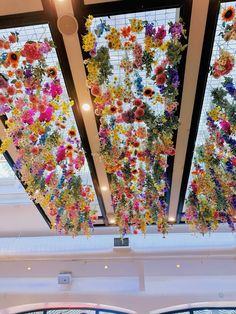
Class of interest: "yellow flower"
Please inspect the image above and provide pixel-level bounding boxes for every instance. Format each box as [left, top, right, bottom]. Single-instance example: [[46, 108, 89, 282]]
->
[[82, 32, 96, 52], [85, 15, 94, 29], [160, 41, 168, 51], [130, 18, 144, 33], [0, 137, 12, 154]]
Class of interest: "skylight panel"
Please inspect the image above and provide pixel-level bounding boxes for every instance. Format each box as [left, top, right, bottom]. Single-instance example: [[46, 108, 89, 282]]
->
[[184, 1, 236, 231], [0, 24, 102, 226], [83, 6, 187, 234]]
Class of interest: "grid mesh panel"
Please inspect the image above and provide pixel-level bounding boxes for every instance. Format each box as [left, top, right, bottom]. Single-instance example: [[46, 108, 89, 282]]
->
[[183, 1, 236, 215], [93, 8, 177, 116], [0, 24, 101, 215]]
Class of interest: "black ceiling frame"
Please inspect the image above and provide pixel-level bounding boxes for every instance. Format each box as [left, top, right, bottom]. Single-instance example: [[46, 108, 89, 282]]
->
[[0, 4, 109, 227], [176, 0, 235, 222], [73, 0, 193, 215]]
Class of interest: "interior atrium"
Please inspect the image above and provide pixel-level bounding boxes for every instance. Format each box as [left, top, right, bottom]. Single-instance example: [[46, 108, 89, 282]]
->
[[0, 0, 235, 313]]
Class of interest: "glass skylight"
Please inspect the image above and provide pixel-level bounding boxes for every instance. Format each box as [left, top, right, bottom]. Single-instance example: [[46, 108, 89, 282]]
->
[[183, 1, 236, 215], [0, 24, 101, 216]]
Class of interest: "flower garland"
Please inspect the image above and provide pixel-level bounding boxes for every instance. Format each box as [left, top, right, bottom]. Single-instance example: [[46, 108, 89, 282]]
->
[[83, 15, 187, 235], [0, 32, 97, 235], [185, 4, 236, 233]]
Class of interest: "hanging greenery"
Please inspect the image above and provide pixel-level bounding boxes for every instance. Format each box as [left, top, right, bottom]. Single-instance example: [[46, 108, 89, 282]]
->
[[83, 14, 187, 235], [0, 32, 97, 236], [185, 4, 236, 233]]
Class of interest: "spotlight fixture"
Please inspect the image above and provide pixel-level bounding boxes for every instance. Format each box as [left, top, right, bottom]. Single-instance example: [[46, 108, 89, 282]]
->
[[27, 267, 31, 271], [168, 216, 176, 223], [101, 186, 108, 192], [176, 264, 181, 268], [82, 103, 91, 111], [104, 265, 109, 269]]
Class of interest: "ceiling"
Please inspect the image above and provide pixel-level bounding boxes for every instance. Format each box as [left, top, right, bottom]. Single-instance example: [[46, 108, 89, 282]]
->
[[0, 0, 234, 236]]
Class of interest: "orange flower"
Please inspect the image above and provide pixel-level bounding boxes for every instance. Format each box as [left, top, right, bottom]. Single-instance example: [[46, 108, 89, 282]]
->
[[15, 81, 22, 88], [66, 144, 73, 151], [129, 35, 136, 42], [46, 67, 57, 78], [6, 52, 20, 67], [121, 26, 131, 38], [143, 88, 154, 97], [68, 129, 77, 137], [221, 6, 235, 22]]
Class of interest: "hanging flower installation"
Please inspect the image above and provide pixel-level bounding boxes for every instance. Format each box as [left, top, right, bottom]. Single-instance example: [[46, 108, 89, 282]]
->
[[0, 32, 97, 235], [83, 15, 187, 235], [185, 5, 236, 234]]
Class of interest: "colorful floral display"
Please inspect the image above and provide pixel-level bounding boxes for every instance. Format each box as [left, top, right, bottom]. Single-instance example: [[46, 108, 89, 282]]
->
[[83, 15, 187, 234], [0, 32, 97, 235], [185, 4, 236, 234]]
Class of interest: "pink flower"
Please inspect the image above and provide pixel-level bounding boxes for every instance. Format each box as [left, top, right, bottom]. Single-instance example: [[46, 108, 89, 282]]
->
[[50, 80, 62, 98], [39, 40, 52, 54], [0, 94, 7, 104], [156, 25, 166, 41], [220, 119, 231, 134], [15, 98, 27, 110], [56, 146, 66, 162], [39, 106, 53, 122], [45, 171, 57, 187], [22, 109, 35, 125], [0, 76, 8, 89]]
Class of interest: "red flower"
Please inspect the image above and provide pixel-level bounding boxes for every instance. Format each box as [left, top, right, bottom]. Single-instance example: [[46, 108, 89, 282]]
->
[[155, 65, 165, 75], [133, 98, 143, 107], [165, 147, 176, 156], [21, 42, 42, 63], [0, 94, 7, 104], [7, 85, 16, 95], [156, 73, 167, 85], [135, 107, 145, 118], [91, 85, 101, 96]]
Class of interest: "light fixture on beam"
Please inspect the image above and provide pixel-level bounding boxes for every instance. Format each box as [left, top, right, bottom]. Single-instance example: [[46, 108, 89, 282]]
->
[[82, 103, 91, 111]]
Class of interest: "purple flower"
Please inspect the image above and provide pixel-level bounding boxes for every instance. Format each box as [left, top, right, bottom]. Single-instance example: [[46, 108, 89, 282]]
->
[[145, 23, 156, 37], [168, 67, 179, 88], [121, 109, 135, 123], [24, 69, 32, 78], [169, 22, 183, 40]]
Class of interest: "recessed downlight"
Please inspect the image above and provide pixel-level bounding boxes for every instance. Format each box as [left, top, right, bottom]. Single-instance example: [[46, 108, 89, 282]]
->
[[27, 267, 31, 271], [104, 265, 109, 269], [176, 264, 181, 268]]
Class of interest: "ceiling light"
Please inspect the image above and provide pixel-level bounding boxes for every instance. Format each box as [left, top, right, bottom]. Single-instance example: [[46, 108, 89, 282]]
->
[[101, 186, 108, 192], [176, 264, 181, 268], [104, 265, 109, 269], [168, 216, 176, 223], [82, 103, 91, 111], [109, 217, 116, 224], [27, 267, 31, 271]]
